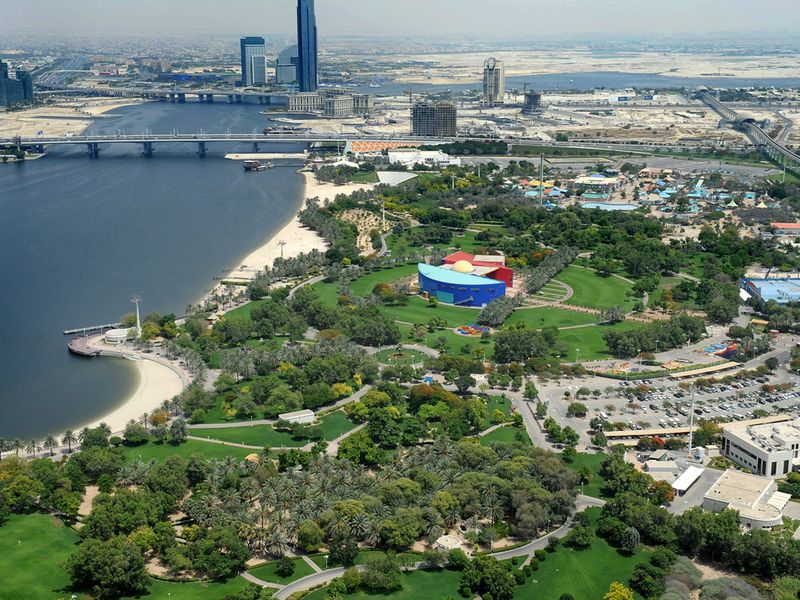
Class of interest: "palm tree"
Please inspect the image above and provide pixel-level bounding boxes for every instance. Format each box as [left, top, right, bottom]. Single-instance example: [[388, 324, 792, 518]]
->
[[43, 435, 58, 456], [26, 439, 39, 458], [0, 438, 5, 459], [78, 427, 90, 445], [12, 438, 23, 456], [265, 527, 290, 558], [444, 504, 461, 529], [349, 512, 370, 540], [364, 518, 383, 547], [98, 422, 111, 435], [140, 412, 150, 428], [483, 499, 504, 525], [61, 430, 77, 453]]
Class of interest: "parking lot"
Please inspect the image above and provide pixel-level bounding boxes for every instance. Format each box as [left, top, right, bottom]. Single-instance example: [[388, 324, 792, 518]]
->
[[540, 365, 800, 443]]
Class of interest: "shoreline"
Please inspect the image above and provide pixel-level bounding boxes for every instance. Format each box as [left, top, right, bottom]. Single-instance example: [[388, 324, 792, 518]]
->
[[81, 168, 376, 438], [211, 169, 376, 291], [84, 352, 185, 434]]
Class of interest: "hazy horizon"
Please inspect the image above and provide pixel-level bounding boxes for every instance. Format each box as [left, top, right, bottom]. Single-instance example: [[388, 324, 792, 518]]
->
[[3, 0, 800, 38]]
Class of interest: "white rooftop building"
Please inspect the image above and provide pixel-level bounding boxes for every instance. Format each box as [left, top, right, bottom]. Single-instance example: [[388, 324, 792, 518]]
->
[[278, 409, 315, 425], [387, 150, 461, 168], [702, 469, 791, 529], [721, 418, 800, 479]]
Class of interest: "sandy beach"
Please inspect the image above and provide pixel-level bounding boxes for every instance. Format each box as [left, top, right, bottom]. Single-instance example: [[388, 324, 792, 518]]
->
[[85, 354, 185, 434], [0, 98, 146, 138], [75, 169, 374, 438], [220, 170, 375, 284]]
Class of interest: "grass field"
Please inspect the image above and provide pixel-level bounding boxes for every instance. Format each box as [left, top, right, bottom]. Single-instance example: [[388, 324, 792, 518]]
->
[[556, 321, 641, 362], [248, 557, 316, 584], [555, 266, 634, 311], [136, 578, 251, 600], [314, 264, 642, 361], [0, 513, 83, 600], [374, 348, 429, 366], [566, 452, 609, 499], [479, 425, 531, 446], [485, 395, 513, 419], [303, 568, 463, 600], [513, 508, 650, 600], [120, 438, 254, 463], [198, 411, 355, 447]]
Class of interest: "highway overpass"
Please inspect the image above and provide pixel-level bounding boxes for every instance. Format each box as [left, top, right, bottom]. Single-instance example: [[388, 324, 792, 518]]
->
[[698, 90, 800, 173]]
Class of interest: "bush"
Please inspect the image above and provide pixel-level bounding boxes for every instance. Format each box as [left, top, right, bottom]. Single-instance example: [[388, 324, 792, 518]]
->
[[276, 556, 295, 578], [447, 548, 470, 570]]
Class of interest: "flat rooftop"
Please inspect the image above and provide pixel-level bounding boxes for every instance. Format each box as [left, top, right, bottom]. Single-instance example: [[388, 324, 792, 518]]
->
[[724, 417, 800, 452], [705, 469, 772, 508], [744, 278, 800, 299]]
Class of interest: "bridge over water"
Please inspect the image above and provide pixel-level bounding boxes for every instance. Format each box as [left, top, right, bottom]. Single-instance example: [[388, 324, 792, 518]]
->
[[1, 131, 710, 159]]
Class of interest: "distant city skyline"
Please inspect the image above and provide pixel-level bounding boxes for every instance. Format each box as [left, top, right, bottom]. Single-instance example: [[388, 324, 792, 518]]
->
[[2, 0, 800, 38]]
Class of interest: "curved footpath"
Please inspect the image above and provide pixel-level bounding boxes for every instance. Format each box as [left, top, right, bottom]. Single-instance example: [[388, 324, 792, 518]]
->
[[262, 494, 606, 599]]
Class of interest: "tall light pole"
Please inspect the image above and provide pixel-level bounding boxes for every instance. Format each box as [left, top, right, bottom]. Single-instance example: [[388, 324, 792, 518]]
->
[[131, 295, 142, 338], [687, 383, 695, 459]]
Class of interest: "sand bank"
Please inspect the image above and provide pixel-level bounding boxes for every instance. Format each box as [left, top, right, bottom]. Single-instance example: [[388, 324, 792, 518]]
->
[[0, 98, 146, 139], [85, 354, 185, 434], [219, 171, 376, 285]]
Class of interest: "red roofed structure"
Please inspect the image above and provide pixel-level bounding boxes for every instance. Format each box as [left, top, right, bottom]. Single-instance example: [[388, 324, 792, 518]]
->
[[443, 251, 514, 287]]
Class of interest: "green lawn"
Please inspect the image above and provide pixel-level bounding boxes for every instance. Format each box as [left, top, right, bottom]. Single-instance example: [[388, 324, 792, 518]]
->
[[198, 411, 356, 447], [506, 308, 599, 330], [351, 171, 380, 183], [134, 577, 251, 600], [248, 557, 316, 584], [556, 321, 641, 362], [513, 509, 651, 600], [314, 263, 642, 362], [479, 426, 531, 446], [374, 348, 429, 366], [195, 425, 306, 448], [485, 395, 513, 419], [120, 438, 254, 462], [555, 266, 634, 311], [566, 452, 609, 499], [304, 567, 462, 600], [0, 513, 84, 600]]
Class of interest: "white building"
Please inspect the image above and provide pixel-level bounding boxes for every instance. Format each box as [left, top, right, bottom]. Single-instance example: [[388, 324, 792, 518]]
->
[[721, 418, 800, 478], [278, 409, 315, 425], [702, 469, 791, 529], [387, 149, 461, 168], [482, 57, 505, 107]]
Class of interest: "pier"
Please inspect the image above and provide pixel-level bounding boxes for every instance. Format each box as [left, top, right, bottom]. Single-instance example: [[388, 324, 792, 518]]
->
[[63, 322, 120, 335]]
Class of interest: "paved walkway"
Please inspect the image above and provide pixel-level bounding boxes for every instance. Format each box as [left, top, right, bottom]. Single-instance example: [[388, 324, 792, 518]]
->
[[240, 572, 284, 590], [260, 493, 607, 598], [188, 385, 373, 430], [301, 555, 323, 574]]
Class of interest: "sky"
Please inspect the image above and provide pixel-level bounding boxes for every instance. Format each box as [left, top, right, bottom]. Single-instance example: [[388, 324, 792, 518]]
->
[[2, 0, 799, 37]]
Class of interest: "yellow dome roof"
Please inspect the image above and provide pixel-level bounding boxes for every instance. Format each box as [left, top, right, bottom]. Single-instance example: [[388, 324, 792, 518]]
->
[[452, 260, 474, 273]]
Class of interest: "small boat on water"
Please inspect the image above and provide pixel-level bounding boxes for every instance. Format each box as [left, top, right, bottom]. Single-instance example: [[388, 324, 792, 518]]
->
[[243, 160, 267, 171]]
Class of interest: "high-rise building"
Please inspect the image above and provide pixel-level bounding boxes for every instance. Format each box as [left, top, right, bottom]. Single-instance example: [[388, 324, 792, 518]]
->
[[240, 36, 267, 86], [482, 57, 505, 107], [522, 89, 543, 115], [276, 45, 299, 85], [0, 60, 34, 107], [411, 101, 457, 137], [297, 0, 318, 92]]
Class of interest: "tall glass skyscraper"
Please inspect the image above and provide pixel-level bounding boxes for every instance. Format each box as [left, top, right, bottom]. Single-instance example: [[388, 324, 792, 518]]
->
[[296, 0, 318, 92], [240, 36, 267, 86]]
